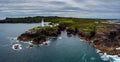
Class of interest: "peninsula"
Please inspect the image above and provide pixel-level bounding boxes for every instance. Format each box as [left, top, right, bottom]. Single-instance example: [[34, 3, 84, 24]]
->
[[1, 16, 120, 55]]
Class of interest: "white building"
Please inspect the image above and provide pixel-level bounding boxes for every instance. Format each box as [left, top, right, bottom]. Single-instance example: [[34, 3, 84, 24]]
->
[[40, 18, 50, 27], [40, 18, 59, 27], [41, 18, 45, 27]]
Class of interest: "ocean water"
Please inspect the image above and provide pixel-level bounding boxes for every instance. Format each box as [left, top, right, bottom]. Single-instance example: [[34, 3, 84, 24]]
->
[[0, 23, 109, 62]]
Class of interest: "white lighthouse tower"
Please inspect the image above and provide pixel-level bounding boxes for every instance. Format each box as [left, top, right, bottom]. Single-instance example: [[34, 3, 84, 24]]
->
[[41, 18, 44, 27]]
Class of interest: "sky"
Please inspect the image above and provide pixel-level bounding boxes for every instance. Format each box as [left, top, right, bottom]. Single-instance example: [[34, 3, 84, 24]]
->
[[0, 0, 120, 19]]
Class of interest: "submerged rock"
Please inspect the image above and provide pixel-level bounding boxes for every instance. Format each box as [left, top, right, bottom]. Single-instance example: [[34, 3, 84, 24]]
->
[[12, 44, 22, 50]]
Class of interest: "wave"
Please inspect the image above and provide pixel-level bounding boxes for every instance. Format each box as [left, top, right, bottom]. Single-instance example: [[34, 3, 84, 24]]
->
[[79, 38, 86, 42], [96, 49, 120, 62], [8, 36, 53, 50], [12, 44, 22, 50], [58, 37, 62, 39], [43, 40, 51, 46]]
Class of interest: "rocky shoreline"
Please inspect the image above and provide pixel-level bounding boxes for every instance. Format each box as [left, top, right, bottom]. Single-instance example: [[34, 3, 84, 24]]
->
[[17, 22, 120, 55], [92, 26, 120, 55], [77, 25, 120, 55], [17, 26, 61, 44]]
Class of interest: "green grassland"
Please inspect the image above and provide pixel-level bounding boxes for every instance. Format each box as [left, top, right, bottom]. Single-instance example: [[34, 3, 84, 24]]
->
[[30, 17, 118, 35]]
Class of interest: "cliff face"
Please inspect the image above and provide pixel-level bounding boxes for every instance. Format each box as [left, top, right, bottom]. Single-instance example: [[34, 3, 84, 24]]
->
[[92, 26, 120, 55]]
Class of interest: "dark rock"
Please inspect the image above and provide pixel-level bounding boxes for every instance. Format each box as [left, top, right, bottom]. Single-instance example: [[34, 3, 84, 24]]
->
[[14, 45, 19, 49], [17, 31, 39, 41], [32, 35, 46, 44]]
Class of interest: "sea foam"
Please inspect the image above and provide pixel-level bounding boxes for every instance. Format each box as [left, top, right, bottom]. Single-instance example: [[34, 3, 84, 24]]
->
[[58, 37, 62, 39], [12, 44, 22, 50], [96, 49, 120, 62]]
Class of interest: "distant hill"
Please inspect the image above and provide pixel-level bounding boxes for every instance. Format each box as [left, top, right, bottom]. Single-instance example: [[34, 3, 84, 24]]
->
[[0, 16, 107, 23]]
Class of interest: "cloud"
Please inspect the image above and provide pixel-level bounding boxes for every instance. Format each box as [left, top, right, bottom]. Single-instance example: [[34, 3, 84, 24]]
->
[[0, 0, 120, 19]]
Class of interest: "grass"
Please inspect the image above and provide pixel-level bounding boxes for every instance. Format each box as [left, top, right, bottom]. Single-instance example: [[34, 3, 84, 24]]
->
[[31, 18, 117, 35], [31, 26, 58, 32]]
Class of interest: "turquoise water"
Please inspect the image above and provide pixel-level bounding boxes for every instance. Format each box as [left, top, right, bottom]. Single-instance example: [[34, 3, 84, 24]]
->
[[0, 24, 108, 62]]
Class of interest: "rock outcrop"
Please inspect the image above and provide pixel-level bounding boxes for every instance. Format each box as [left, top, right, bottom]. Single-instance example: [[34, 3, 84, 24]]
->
[[92, 26, 120, 55], [17, 27, 61, 44]]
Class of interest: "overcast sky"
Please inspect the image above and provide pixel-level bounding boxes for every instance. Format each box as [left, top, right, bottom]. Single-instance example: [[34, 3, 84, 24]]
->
[[0, 0, 120, 19]]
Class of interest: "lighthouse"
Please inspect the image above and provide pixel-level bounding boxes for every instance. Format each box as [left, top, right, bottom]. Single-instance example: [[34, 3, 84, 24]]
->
[[41, 18, 44, 27]]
